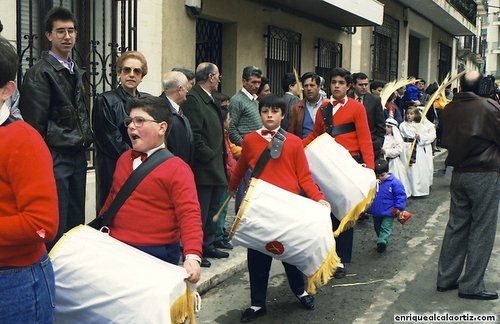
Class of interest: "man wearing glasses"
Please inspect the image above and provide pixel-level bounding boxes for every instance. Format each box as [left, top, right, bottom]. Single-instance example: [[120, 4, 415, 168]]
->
[[20, 7, 92, 249], [92, 51, 148, 213]]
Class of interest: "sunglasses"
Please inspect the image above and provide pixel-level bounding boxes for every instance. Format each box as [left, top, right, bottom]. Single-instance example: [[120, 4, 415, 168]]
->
[[121, 66, 143, 76]]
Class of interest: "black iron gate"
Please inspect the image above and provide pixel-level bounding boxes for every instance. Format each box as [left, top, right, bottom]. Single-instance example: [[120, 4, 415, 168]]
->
[[372, 14, 399, 81], [16, 0, 138, 168], [438, 42, 452, 83], [196, 18, 223, 70], [315, 38, 342, 97], [265, 25, 301, 96]]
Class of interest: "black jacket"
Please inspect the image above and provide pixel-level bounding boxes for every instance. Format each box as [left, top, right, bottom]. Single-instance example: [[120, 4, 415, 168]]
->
[[348, 90, 386, 158], [159, 93, 194, 167], [19, 51, 92, 149], [92, 86, 142, 211], [441, 92, 500, 172], [181, 84, 227, 186]]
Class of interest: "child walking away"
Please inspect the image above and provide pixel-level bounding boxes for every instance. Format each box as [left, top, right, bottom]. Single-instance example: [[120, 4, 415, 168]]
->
[[383, 118, 411, 197], [367, 159, 407, 253]]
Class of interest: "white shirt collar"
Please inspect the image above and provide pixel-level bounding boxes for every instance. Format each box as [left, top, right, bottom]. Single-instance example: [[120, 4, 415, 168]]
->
[[132, 143, 166, 169], [200, 86, 214, 101], [0, 103, 10, 125], [241, 87, 257, 101], [167, 97, 180, 113]]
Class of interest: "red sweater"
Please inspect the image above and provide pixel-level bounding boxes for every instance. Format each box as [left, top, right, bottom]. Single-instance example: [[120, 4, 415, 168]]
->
[[303, 98, 375, 169], [229, 131, 325, 201], [100, 151, 203, 257], [0, 121, 58, 267]]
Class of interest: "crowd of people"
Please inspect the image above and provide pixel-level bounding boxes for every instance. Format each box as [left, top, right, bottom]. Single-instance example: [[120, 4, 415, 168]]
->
[[1, 6, 499, 324]]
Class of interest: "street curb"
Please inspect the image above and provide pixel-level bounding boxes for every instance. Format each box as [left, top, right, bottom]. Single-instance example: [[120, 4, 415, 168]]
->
[[197, 246, 247, 295]]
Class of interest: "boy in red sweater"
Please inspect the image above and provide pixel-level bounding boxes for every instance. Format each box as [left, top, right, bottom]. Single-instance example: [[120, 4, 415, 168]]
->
[[229, 94, 330, 323], [99, 96, 202, 283], [0, 36, 59, 323]]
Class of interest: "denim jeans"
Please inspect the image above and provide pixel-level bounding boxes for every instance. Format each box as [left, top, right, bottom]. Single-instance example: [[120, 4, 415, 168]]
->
[[0, 253, 55, 324]]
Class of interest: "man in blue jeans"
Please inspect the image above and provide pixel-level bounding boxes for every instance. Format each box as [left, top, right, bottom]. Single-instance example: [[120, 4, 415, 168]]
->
[[0, 36, 59, 323]]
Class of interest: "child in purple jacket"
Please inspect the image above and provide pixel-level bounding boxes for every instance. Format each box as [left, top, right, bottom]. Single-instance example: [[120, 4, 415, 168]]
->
[[367, 159, 407, 253]]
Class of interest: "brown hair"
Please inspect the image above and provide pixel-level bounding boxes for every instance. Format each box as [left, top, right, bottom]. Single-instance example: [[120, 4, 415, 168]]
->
[[117, 51, 148, 77]]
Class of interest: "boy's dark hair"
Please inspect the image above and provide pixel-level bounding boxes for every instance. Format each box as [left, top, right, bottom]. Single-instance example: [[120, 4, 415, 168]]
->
[[172, 67, 195, 81], [370, 80, 385, 92], [282, 73, 297, 93], [0, 36, 18, 88], [127, 95, 173, 133], [45, 7, 77, 33], [300, 72, 320, 86], [425, 82, 439, 95], [258, 94, 285, 114], [374, 159, 389, 175], [242, 66, 262, 80], [330, 68, 352, 85], [213, 91, 230, 103]]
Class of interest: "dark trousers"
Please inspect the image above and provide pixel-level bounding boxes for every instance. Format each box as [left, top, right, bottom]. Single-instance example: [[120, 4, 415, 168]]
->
[[248, 248, 305, 307], [47, 149, 87, 251], [197, 185, 225, 251], [131, 242, 181, 265], [331, 214, 353, 263]]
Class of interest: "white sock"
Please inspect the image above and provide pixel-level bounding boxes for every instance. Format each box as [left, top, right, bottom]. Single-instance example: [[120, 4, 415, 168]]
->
[[338, 263, 344, 269], [297, 291, 309, 298], [250, 306, 262, 312]]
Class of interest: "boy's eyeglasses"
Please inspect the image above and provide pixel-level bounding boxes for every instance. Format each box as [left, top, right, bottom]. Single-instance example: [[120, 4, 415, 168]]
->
[[53, 28, 76, 38], [124, 116, 160, 128]]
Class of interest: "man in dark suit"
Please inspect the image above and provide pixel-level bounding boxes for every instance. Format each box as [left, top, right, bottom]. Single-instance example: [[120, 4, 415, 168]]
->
[[160, 71, 194, 167], [181, 62, 229, 267], [348, 73, 386, 159]]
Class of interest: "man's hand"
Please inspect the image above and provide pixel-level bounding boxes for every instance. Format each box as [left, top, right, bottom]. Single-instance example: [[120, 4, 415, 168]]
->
[[184, 259, 201, 284], [318, 199, 331, 210]]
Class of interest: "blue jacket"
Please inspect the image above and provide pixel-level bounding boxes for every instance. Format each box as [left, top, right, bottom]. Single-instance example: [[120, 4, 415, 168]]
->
[[367, 174, 406, 217]]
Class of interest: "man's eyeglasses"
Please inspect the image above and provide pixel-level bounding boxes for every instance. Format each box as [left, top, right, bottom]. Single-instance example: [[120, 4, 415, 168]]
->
[[124, 116, 161, 128], [121, 67, 143, 76], [53, 28, 76, 38]]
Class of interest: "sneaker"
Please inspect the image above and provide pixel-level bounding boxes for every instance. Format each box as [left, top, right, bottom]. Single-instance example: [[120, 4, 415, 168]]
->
[[376, 243, 386, 253]]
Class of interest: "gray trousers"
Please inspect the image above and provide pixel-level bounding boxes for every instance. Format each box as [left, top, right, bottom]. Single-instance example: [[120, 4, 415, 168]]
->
[[437, 171, 500, 294]]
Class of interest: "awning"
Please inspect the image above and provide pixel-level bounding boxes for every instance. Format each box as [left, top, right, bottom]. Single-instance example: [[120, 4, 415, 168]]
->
[[252, 0, 384, 27]]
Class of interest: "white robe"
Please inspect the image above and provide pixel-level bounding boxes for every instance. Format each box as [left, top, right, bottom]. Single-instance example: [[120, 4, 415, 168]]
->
[[399, 120, 435, 197], [383, 129, 411, 197]]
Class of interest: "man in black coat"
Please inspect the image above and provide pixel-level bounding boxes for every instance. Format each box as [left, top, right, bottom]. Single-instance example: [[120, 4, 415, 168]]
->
[[160, 71, 194, 167], [348, 73, 386, 159], [181, 62, 229, 267]]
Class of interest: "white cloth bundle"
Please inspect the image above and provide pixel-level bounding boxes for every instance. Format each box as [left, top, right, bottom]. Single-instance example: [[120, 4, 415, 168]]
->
[[305, 133, 377, 235], [49, 225, 195, 324], [230, 178, 339, 294]]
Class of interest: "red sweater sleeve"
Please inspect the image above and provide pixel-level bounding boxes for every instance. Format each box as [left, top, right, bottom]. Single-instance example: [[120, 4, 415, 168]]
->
[[353, 104, 375, 169], [0, 122, 58, 266]]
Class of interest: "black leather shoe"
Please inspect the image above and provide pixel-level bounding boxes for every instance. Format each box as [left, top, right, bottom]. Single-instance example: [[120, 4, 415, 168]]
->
[[458, 291, 498, 300], [296, 294, 315, 310], [214, 239, 233, 250], [200, 258, 211, 268], [240, 307, 267, 323], [334, 266, 346, 279], [436, 283, 458, 292], [204, 247, 229, 258]]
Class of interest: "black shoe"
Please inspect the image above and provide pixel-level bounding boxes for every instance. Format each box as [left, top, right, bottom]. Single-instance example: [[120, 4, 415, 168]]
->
[[334, 266, 346, 279], [376, 243, 386, 253], [204, 246, 229, 258], [436, 283, 458, 292], [458, 291, 498, 300], [240, 307, 267, 323], [296, 294, 315, 310], [200, 258, 211, 268], [214, 239, 233, 250]]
